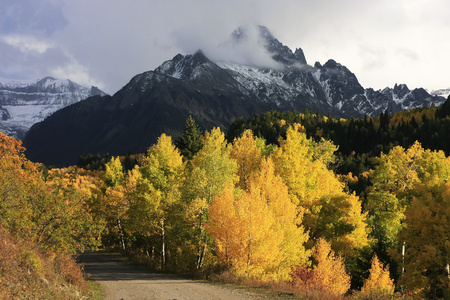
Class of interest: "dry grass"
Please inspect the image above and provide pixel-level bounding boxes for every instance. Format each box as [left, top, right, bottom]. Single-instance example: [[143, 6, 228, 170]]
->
[[0, 228, 90, 299], [209, 269, 420, 300]]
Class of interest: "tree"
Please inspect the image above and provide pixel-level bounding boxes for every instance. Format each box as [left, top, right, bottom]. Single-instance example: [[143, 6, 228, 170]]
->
[[361, 254, 395, 296], [207, 157, 310, 281], [175, 115, 203, 160], [128, 134, 184, 269], [179, 127, 237, 270], [102, 157, 128, 250], [367, 141, 450, 288], [0, 133, 103, 254], [208, 184, 281, 280], [309, 238, 351, 296], [249, 157, 310, 280], [230, 129, 262, 190], [399, 183, 450, 299], [272, 126, 369, 256]]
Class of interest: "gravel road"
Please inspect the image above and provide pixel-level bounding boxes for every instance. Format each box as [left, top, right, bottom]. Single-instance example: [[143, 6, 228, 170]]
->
[[78, 252, 270, 300]]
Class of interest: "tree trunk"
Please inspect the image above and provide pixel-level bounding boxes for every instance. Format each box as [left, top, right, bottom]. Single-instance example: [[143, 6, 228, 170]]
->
[[196, 215, 206, 270], [117, 218, 126, 251], [161, 218, 166, 270]]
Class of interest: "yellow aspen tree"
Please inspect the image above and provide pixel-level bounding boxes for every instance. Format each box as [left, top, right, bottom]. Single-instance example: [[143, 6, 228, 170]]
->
[[399, 183, 450, 298], [271, 124, 313, 205], [230, 129, 262, 190], [130, 134, 184, 270], [233, 184, 281, 280], [249, 157, 310, 280], [207, 184, 282, 280], [310, 238, 350, 296], [208, 157, 310, 281], [206, 184, 236, 268], [102, 157, 128, 250], [361, 254, 395, 295], [180, 127, 237, 270], [272, 126, 369, 257]]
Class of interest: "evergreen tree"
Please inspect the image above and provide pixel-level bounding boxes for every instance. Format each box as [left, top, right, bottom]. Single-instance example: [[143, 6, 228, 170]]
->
[[175, 116, 203, 160]]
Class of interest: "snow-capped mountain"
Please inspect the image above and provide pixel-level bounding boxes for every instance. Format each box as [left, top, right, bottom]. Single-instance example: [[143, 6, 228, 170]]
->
[[156, 25, 445, 119], [213, 26, 445, 117], [23, 25, 446, 167], [0, 77, 107, 139]]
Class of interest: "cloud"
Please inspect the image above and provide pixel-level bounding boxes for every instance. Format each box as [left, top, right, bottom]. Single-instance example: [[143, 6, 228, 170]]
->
[[1, 0, 450, 93], [203, 25, 283, 69], [3, 34, 53, 54], [0, 34, 102, 89]]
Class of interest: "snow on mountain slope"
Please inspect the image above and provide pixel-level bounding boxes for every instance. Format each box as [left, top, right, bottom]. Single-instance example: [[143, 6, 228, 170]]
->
[[209, 26, 446, 118], [0, 76, 107, 139]]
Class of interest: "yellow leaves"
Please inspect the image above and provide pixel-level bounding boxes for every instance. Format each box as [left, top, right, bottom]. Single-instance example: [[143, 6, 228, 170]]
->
[[104, 156, 124, 188], [207, 153, 309, 281], [189, 127, 237, 203], [207, 184, 283, 280], [0, 132, 25, 160], [398, 183, 450, 295], [310, 238, 350, 296], [361, 254, 395, 295], [230, 130, 262, 190], [272, 126, 369, 257]]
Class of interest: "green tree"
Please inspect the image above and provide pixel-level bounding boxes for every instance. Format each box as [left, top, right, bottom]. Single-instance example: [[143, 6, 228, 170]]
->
[[128, 134, 184, 269], [102, 157, 128, 250], [175, 115, 203, 160], [179, 127, 237, 270], [367, 141, 450, 288]]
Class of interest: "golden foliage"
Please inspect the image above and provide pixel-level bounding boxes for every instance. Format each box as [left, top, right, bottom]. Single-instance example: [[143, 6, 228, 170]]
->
[[361, 254, 395, 295], [310, 238, 351, 296], [230, 129, 262, 190], [207, 157, 310, 281]]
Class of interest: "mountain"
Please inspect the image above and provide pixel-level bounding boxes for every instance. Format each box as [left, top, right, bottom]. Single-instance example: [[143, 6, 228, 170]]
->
[[23, 25, 446, 167], [0, 77, 107, 139]]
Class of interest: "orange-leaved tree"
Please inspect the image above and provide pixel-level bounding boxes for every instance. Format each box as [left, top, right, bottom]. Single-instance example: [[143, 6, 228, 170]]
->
[[208, 155, 310, 281], [207, 184, 281, 280], [310, 238, 351, 296], [361, 254, 395, 295]]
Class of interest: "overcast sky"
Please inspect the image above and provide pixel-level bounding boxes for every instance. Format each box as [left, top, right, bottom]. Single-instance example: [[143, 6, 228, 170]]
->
[[1, 0, 449, 94]]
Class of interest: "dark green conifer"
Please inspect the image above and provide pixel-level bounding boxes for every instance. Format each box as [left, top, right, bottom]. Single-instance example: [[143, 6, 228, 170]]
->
[[175, 115, 203, 160]]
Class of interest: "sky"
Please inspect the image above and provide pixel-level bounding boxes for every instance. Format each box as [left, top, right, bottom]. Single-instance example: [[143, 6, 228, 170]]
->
[[1, 0, 449, 95]]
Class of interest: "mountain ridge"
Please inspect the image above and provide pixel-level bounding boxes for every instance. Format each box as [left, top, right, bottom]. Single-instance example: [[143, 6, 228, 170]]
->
[[0, 76, 107, 139], [23, 25, 446, 166]]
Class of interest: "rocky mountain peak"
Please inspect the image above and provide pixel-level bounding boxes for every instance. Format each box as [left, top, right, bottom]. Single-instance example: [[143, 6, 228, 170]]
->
[[0, 77, 107, 139], [225, 25, 307, 67]]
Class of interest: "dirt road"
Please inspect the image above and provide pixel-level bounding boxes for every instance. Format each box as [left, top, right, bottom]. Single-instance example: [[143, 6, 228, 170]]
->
[[78, 252, 270, 300]]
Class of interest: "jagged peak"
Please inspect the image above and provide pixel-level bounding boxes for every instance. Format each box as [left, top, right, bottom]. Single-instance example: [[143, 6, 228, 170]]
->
[[217, 25, 307, 67], [394, 83, 409, 91]]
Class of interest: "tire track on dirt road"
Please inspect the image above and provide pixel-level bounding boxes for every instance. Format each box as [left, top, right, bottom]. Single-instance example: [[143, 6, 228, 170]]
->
[[78, 251, 270, 300]]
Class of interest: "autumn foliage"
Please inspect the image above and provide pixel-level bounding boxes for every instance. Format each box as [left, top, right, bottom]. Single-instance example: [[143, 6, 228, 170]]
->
[[5, 107, 450, 298], [361, 254, 395, 296], [0, 133, 103, 298]]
